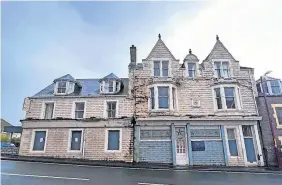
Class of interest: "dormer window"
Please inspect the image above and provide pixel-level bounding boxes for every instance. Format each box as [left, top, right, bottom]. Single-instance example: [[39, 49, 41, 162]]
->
[[270, 81, 281, 94], [57, 81, 67, 94], [188, 63, 196, 77], [100, 73, 122, 94]]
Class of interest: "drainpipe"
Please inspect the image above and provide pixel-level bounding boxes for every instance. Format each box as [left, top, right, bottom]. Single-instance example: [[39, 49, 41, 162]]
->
[[260, 76, 282, 169]]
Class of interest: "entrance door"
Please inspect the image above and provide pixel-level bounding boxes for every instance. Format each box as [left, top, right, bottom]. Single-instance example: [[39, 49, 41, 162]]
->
[[175, 127, 188, 165], [242, 125, 257, 164]]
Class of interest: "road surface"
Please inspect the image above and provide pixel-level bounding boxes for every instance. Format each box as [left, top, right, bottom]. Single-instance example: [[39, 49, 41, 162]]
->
[[1, 160, 282, 185]]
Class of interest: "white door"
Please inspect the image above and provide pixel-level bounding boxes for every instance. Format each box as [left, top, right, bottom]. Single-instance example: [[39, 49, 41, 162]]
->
[[175, 127, 188, 165]]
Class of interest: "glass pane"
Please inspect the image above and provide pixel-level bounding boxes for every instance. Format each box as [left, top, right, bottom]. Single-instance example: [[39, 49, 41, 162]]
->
[[214, 62, 221, 69], [58, 81, 67, 88], [262, 82, 269, 93], [108, 130, 120, 150], [272, 87, 281, 94], [216, 97, 222, 109], [75, 111, 84, 119], [162, 61, 168, 68], [188, 70, 195, 77], [172, 88, 176, 109], [227, 129, 236, 139], [270, 81, 280, 86], [76, 103, 85, 111], [159, 97, 169, 109], [214, 88, 221, 97], [71, 131, 82, 150], [162, 69, 168, 76], [222, 62, 229, 69], [224, 87, 234, 97], [276, 107, 282, 125], [242, 125, 252, 137], [44, 103, 54, 119], [188, 63, 195, 70], [154, 61, 160, 76], [228, 140, 238, 156], [150, 88, 155, 109], [158, 87, 169, 96], [109, 80, 113, 87], [226, 97, 236, 109], [33, 131, 46, 151]]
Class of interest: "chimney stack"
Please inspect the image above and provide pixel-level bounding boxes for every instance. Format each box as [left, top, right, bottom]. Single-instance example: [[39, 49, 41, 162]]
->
[[130, 45, 136, 65]]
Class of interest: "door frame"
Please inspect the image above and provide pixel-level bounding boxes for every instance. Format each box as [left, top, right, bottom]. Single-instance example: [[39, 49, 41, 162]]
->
[[175, 126, 189, 165]]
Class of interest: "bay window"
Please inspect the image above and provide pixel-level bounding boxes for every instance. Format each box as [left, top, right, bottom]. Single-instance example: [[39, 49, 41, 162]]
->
[[149, 85, 177, 110], [213, 85, 241, 110]]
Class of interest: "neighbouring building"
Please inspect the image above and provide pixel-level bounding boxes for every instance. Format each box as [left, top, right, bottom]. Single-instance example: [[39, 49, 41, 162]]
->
[[256, 76, 282, 167], [20, 34, 265, 166], [131, 34, 264, 167], [20, 73, 134, 162]]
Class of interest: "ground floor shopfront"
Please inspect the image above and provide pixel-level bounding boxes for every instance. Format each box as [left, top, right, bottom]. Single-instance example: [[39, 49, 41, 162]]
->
[[134, 119, 265, 167]]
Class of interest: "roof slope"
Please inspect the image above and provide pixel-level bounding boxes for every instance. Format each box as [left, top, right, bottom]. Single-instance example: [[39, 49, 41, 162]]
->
[[1, 119, 12, 131], [32, 78, 129, 97], [145, 35, 177, 60], [53, 74, 76, 82]]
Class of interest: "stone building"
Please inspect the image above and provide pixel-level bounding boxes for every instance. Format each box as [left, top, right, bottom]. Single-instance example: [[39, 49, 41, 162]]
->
[[20, 73, 134, 162], [131, 34, 264, 166], [20, 34, 265, 166], [256, 76, 282, 167]]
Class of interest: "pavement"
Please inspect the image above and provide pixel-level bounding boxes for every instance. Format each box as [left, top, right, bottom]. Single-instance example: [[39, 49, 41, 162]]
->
[[1, 160, 282, 185]]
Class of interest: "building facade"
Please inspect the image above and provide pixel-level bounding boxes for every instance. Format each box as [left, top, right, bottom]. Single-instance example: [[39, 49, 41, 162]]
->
[[131, 35, 264, 166], [20, 35, 264, 166], [256, 76, 282, 167], [20, 74, 134, 162]]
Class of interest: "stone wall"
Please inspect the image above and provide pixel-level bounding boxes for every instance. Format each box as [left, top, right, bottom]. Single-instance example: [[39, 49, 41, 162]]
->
[[19, 127, 133, 162]]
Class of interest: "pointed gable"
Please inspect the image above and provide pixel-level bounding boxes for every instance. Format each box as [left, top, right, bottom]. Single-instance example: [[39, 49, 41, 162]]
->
[[102, 73, 119, 79], [145, 34, 176, 60], [205, 35, 237, 62]]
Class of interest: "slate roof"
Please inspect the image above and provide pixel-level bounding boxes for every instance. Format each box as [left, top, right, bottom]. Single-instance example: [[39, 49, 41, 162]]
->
[[32, 78, 129, 97], [53, 74, 76, 82], [256, 76, 281, 83], [184, 53, 199, 61], [101, 73, 120, 80]]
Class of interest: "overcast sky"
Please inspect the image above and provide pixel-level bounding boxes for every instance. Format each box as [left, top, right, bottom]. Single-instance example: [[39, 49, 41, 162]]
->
[[2, 0, 282, 126]]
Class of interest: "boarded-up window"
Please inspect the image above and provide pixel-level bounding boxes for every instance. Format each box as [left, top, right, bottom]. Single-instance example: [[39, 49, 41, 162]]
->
[[70, 130, 82, 151], [140, 130, 171, 140], [190, 128, 221, 139], [191, 141, 205, 151], [107, 130, 120, 150], [33, 131, 46, 151]]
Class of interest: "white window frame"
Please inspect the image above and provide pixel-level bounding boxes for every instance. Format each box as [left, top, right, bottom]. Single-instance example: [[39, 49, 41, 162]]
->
[[151, 58, 171, 77], [41, 101, 56, 119], [148, 84, 178, 111], [212, 84, 242, 111], [225, 126, 241, 158], [269, 80, 282, 95], [72, 101, 86, 119], [104, 128, 122, 153], [212, 60, 232, 78], [185, 62, 198, 78], [68, 129, 83, 152], [55, 81, 68, 95], [100, 80, 120, 94], [104, 100, 119, 118], [30, 129, 48, 153]]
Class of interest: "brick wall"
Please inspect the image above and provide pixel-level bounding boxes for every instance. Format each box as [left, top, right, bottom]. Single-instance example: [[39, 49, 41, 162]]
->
[[256, 95, 282, 166], [19, 127, 133, 162], [192, 141, 225, 165], [139, 141, 172, 163], [26, 96, 134, 119]]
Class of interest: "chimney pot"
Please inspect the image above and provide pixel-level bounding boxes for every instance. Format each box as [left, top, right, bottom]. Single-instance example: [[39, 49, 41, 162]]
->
[[130, 45, 137, 64]]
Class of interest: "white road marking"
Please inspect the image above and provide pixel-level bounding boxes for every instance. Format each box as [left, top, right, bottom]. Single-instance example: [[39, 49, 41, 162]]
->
[[2, 160, 282, 176], [138, 183, 169, 185], [0, 173, 89, 181]]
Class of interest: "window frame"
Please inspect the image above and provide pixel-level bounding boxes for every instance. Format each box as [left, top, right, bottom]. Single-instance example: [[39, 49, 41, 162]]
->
[[212, 85, 241, 111], [41, 101, 56, 119], [30, 129, 48, 153], [226, 128, 239, 157], [272, 104, 282, 128], [56, 81, 68, 94], [270, 80, 282, 95], [100, 80, 120, 94], [68, 129, 83, 152], [105, 128, 122, 152], [72, 101, 86, 119], [107, 101, 117, 118], [158, 86, 169, 109], [152, 59, 170, 77], [212, 60, 231, 78], [104, 100, 119, 118], [148, 84, 177, 111], [187, 62, 196, 78]]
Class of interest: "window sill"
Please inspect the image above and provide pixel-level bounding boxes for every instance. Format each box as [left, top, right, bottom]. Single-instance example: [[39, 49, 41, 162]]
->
[[105, 150, 122, 153], [30, 150, 46, 153], [215, 109, 242, 112], [276, 126, 282, 129], [67, 150, 82, 153]]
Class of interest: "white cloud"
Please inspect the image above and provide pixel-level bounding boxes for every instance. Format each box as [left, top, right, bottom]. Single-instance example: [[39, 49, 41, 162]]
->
[[149, 0, 282, 79]]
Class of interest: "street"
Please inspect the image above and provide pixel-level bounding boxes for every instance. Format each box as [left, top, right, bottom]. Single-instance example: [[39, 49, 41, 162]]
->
[[1, 160, 282, 185]]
